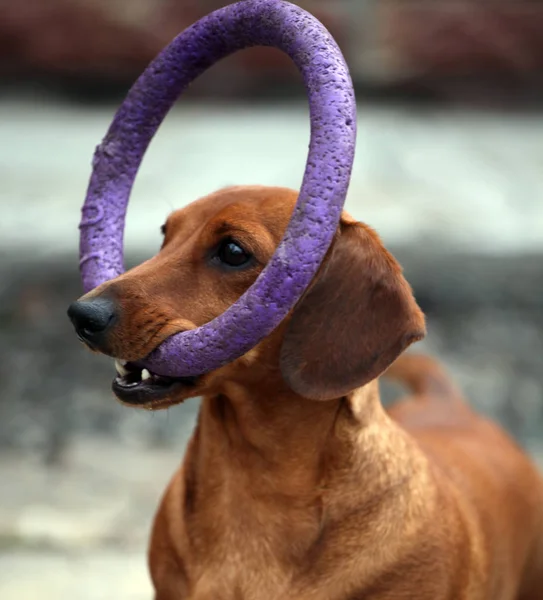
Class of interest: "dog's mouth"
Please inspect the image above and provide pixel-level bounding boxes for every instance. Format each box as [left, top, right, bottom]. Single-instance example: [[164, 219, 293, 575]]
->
[[112, 359, 198, 408]]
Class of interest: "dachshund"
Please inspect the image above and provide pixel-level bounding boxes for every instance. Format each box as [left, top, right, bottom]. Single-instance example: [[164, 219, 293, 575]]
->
[[68, 185, 543, 599]]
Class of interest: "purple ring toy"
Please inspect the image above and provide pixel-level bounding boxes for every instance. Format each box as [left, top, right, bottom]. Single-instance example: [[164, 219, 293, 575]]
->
[[79, 0, 357, 377]]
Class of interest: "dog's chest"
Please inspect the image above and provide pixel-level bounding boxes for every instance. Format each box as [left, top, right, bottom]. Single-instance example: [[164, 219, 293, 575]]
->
[[189, 558, 289, 600], [183, 501, 328, 600]]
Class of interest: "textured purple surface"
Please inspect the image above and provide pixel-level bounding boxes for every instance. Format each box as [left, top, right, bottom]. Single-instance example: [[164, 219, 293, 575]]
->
[[79, 0, 356, 377]]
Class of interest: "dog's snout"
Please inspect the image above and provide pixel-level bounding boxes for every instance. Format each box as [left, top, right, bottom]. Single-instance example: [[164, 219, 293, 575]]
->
[[67, 297, 117, 347]]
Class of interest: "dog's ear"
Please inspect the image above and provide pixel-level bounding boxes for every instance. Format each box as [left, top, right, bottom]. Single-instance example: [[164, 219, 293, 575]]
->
[[280, 218, 426, 400]]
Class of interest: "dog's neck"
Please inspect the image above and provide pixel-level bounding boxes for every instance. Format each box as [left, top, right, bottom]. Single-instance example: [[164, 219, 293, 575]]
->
[[198, 382, 358, 497], [182, 378, 420, 556], [171, 374, 433, 600]]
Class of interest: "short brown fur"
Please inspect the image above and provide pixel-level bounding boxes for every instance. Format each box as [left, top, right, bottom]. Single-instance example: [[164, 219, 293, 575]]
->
[[79, 186, 543, 599]]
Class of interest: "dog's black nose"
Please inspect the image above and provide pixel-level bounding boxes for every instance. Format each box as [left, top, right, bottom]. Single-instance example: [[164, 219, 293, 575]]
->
[[67, 297, 117, 346]]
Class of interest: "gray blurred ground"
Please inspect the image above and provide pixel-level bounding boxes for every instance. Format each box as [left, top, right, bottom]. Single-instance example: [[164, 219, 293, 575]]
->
[[1, 95, 542, 599]]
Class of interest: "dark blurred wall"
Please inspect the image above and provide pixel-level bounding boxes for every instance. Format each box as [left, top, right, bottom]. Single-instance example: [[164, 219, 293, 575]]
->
[[2, 0, 543, 103]]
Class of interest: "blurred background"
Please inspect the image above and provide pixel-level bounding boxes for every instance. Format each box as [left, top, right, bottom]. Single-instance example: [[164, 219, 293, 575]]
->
[[1, 1, 543, 598]]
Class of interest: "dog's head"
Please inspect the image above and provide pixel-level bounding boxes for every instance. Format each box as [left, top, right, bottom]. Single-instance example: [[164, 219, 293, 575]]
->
[[68, 186, 425, 409]]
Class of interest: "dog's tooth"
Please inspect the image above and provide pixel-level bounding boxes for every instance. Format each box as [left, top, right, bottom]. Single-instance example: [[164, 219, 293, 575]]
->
[[141, 369, 151, 381], [115, 359, 129, 377], [118, 359, 128, 366]]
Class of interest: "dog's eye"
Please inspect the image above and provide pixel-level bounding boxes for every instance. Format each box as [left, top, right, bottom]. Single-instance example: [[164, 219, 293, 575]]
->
[[216, 239, 252, 268]]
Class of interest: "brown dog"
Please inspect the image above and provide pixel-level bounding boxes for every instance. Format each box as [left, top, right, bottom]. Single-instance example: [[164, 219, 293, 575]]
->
[[69, 186, 543, 599]]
